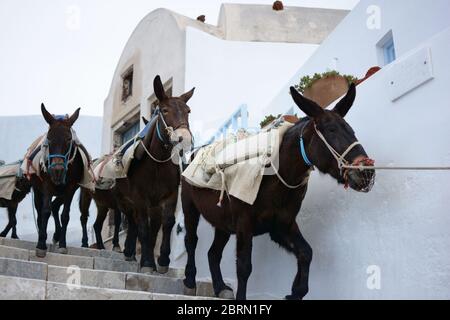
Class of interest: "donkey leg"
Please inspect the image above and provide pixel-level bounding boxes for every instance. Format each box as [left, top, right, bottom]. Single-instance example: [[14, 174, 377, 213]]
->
[[208, 228, 234, 298], [286, 223, 312, 300], [137, 213, 154, 273], [123, 214, 137, 261], [79, 188, 91, 248], [9, 204, 19, 239], [157, 194, 177, 273], [93, 206, 108, 250], [145, 209, 162, 272], [58, 189, 77, 254], [235, 229, 253, 301], [182, 201, 200, 295], [51, 197, 63, 245], [36, 191, 52, 257], [270, 223, 312, 300], [112, 209, 122, 252], [0, 204, 17, 238]]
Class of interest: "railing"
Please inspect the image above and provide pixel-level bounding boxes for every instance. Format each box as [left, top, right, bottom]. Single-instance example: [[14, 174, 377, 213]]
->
[[204, 104, 249, 145], [203, 104, 296, 145]]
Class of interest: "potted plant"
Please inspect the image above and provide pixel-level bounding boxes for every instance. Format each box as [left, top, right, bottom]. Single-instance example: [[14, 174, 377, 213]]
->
[[294, 71, 358, 108]]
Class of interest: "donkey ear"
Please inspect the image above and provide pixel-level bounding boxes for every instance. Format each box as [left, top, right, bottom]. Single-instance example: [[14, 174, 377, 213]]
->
[[333, 83, 356, 118], [142, 116, 149, 125], [180, 87, 195, 103], [153, 75, 168, 101], [41, 103, 55, 125], [289, 87, 323, 118], [67, 108, 81, 126]]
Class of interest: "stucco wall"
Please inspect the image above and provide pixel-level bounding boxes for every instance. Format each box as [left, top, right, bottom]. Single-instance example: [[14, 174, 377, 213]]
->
[[265, 0, 450, 116], [184, 27, 318, 144], [200, 0, 449, 299], [218, 4, 349, 43]]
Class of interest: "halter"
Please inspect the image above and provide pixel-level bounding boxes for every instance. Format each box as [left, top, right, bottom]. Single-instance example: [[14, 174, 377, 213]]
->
[[298, 120, 374, 189], [139, 106, 192, 163], [46, 135, 75, 184]]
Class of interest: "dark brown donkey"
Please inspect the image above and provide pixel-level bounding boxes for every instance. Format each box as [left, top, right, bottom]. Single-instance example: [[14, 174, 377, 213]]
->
[[79, 186, 125, 251], [78, 116, 150, 252], [181, 84, 376, 300], [32, 104, 85, 257], [0, 175, 31, 239], [115, 75, 194, 273]]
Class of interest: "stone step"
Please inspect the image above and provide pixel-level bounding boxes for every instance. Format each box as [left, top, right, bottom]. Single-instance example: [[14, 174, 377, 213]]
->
[[0, 256, 219, 297], [0, 242, 184, 276], [0, 237, 123, 260], [0, 274, 217, 300]]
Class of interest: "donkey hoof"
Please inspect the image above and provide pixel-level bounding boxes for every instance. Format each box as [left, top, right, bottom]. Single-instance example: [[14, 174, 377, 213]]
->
[[285, 294, 302, 300], [183, 286, 196, 296], [112, 246, 122, 253], [124, 255, 136, 262], [218, 289, 235, 300], [35, 248, 47, 258], [140, 267, 155, 274], [58, 247, 68, 254], [157, 265, 169, 274]]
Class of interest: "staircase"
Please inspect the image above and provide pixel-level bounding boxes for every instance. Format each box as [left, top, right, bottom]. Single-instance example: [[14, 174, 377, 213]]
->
[[0, 237, 221, 300]]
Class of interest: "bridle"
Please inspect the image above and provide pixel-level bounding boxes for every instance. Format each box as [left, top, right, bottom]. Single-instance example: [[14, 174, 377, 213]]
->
[[45, 129, 77, 184], [299, 119, 374, 188], [139, 106, 192, 163]]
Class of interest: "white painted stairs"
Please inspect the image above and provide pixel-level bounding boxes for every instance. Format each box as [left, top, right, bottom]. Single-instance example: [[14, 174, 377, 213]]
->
[[0, 237, 221, 300]]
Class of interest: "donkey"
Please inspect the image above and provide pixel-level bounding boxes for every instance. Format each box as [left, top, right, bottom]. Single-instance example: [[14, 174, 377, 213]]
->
[[115, 75, 194, 273], [78, 116, 153, 252], [0, 176, 31, 239], [1, 172, 64, 241], [181, 83, 376, 300], [31, 104, 85, 257], [79, 186, 125, 251]]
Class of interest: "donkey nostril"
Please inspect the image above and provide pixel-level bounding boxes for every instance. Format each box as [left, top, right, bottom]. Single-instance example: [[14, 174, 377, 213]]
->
[[178, 136, 183, 143]]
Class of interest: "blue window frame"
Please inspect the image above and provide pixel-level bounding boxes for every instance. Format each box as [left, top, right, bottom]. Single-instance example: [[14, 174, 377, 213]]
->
[[121, 121, 140, 145], [383, 37, 396, 65]]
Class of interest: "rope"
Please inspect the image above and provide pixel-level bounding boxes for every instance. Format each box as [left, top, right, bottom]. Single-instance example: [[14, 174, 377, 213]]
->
[[341, 165, 450, 171], [30, 189, 39, 233], [139, 140, 174, 163], [270, 159, 309, 189]]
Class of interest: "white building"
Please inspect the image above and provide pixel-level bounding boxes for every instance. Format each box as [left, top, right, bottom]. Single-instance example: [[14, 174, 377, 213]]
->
[[102, 1, 450, 299]]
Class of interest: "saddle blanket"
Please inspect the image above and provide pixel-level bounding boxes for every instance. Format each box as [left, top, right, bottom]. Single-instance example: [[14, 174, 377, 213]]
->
[[0, 162, 22, 200], [182, 121, 294, 205], [20, 130, 95, 190]]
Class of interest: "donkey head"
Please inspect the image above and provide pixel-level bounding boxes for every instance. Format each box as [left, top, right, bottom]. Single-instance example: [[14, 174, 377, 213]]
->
[[151, 75, 194, 153], [290, 84, 375, 192], [41, 103, 80, 185]]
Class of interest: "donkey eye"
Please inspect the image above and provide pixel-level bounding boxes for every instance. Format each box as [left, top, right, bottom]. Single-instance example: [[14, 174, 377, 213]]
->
[[162, 108, 169, 114]]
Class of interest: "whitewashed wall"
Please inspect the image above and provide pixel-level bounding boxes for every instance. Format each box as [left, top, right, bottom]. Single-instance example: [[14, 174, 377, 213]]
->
[[0, 115, 102, 245], [184, 27, 318, 143], [179, 1, 450, 299]]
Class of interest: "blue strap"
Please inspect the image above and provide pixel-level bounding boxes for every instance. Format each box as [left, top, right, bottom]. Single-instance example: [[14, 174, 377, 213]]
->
[[156, 119, 165, 143], [299, 137, 313, 167]]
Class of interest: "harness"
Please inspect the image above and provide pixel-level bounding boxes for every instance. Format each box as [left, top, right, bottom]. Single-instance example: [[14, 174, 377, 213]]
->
[[138, 106, 192, 163], [45, 129, 77, 184], [299, 119, 374, 189]]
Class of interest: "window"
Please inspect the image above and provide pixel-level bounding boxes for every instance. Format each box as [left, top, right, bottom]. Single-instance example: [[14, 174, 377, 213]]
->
[[121, 121, 140, 145], [383, 38, 396, 65], [121, 67, 133, 102], [377, 31, 396, 66]]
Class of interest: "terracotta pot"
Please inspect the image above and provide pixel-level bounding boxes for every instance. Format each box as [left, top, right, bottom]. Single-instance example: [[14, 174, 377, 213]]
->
[[303, 75, 350, 109]]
